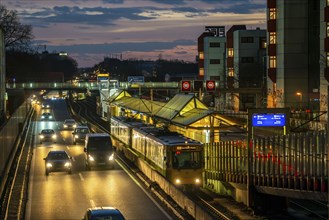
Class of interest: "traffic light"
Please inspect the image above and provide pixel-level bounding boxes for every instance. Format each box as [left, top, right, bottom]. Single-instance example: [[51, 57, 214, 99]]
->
[[205, 80, 216, 92], [181, 80, 191, 92], [193, 80, 203, 92]]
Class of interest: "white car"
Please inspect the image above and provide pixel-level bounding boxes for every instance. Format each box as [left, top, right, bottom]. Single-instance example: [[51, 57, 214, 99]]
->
[[39, 129, 57, 144], [63, 119, 77, 130]]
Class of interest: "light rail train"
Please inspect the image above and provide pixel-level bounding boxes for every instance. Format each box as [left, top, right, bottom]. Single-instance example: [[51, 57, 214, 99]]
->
[[110, 116, 203, 186]]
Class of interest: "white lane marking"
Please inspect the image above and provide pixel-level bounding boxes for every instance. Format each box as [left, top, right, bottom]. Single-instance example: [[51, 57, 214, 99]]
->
[[66, 146, 70, 150], [79, 173, 84, 181], [116, 159, 173, 220], [90, 200, 96, 208]]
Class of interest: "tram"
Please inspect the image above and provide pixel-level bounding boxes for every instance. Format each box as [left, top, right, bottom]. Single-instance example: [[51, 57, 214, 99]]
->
[[110, 116, 203, 186]]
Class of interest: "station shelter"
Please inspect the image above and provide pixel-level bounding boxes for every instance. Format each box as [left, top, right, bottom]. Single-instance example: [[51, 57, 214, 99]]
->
[[105, 89, 240, 143]]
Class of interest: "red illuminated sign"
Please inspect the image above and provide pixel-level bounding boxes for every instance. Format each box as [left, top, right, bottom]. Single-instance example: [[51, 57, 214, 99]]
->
[[181, 80, 191, 92], [206, 80, 216, 92]]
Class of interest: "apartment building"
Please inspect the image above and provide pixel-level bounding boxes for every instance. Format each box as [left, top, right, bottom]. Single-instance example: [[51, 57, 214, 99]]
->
[[267, 0, 320, 113]]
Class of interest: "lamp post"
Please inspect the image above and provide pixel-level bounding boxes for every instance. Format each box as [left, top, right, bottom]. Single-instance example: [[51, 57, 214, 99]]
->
[[296, 92, 302, 110]]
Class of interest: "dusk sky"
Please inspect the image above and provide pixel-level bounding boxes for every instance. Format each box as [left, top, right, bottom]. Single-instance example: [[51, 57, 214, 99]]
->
[[2, 0, 266, 68]]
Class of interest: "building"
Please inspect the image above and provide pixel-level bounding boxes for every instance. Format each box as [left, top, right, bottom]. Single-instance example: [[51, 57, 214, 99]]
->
[[267, 0, 320, 113], [0, 29, 5, 120], [226, 26, 267, 111]]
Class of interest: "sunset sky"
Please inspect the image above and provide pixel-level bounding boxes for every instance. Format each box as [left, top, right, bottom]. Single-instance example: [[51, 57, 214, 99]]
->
[[1, 0, 266, 68]]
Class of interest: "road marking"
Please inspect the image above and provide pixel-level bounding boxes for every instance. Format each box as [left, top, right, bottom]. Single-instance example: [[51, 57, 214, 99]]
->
[[90, 200, 95, 208], [79, 173, 84, 181], [66, 146, 70, 150]]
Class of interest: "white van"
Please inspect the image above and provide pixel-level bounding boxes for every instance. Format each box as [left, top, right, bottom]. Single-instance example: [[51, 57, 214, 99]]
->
[[84, 133, 115, 169]]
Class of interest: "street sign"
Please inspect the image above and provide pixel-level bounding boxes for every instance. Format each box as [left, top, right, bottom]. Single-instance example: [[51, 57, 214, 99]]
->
[[181, 80, 191, 92], [206, 80, 216, 92], [252, 113, 286, 127], [128, 76, 144, 83]]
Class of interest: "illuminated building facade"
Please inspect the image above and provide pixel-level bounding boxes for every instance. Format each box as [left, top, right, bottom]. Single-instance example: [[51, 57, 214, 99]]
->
[[267, 0, 320, 112]]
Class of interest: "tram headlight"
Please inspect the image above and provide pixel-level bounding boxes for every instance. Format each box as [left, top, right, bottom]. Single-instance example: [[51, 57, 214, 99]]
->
[[88, 155, 95, 161], [40, 135, 44, 139], [195, 178, 201, 184], [109, 153, 114, 160], [175, 179, 181, 184]]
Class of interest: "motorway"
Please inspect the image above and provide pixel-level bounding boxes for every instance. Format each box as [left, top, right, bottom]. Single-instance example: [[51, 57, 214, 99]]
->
[[25, 98, 174, 220]]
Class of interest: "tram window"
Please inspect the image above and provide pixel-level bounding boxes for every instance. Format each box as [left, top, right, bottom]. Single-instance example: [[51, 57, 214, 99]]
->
[[172, 151, 201, 169]]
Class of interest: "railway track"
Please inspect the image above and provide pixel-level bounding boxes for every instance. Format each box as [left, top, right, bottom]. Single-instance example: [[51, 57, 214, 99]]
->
[[68, 93, 236, 220], [289, 199, 328, 220]]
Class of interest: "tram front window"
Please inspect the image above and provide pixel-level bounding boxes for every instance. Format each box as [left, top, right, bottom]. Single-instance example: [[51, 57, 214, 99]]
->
[[172, 151, 201, 169]]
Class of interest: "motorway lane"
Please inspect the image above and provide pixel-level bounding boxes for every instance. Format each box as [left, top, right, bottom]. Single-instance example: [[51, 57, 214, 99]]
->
[[25, 98, 173, 220]]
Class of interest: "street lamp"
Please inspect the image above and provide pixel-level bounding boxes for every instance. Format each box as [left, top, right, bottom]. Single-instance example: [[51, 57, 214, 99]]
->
[[296, 92, 302, 110]]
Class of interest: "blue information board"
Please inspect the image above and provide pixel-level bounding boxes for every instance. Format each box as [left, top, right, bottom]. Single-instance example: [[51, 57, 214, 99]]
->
[[252, 113, 286, 127]]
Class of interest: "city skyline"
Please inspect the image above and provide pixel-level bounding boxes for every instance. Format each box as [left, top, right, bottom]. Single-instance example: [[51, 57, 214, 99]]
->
[[2, 0, 266, 67]]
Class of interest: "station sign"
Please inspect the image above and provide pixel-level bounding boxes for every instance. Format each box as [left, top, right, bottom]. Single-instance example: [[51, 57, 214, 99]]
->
[[181, 80, 191, 92], [252, 113, 286, 127], [206, 80, 216, 92], [128, 76, 144, 83]]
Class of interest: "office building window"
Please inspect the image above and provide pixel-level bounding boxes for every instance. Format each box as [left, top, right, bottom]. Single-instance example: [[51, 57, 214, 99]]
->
[[327, 53, 329, 67], [199, 52, 204, 60], [228, 68, 234, 77], [269, 8, 276, 20], [241, 57, 254, 63], [327, 0, 329, 6], [210, 42, 220, 47], [269, 32, 276, 44], [228, 48, 234, 57], [199, 68, 204, 76], [241, 37, 254, 43], [269, 56, 276, 68], [210, 59, 220, 64], [327, 23, 329, 37]]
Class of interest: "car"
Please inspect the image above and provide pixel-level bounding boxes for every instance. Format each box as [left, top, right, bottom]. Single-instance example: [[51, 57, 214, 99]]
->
[[72, 125, 90, 144], [41, 102, 51, 109], [44, 150, 72, 175], [39, 129, 57, 144], [41, 112, 53, 120], [83, 207, 125, 220], [63, 119, 77, 130]]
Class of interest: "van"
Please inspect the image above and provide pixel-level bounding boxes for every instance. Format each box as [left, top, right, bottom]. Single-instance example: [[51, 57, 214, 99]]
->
[[84, 133, 115, 169]]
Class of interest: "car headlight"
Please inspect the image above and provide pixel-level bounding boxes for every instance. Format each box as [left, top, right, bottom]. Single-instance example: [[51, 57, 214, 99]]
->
[[64, 125, 68, 128], [49, 116, 52, 119], [109, 153, 114, 160], [41, 116, 45, 119], [88, 155, 95, 161], [64, 162, 71, 167], [175, 179, 181, 184], [74, 135, 79, 138], [40, 135, 44, 139], [73, 124, 77, 128], [195, 179, 200, 184], [52, 134, 57, 139], [46, 163, 53, 168]]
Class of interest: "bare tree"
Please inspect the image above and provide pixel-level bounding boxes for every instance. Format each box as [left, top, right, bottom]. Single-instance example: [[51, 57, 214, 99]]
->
[[0, 5, 33, 50]]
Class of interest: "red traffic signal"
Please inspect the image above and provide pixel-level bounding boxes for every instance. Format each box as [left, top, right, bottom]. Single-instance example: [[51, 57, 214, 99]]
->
[[181, 80, 191, 92], [206, 80, 216, 92]]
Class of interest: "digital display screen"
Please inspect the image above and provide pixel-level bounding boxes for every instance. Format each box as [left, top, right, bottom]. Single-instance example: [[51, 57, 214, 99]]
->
[[252, 113, 286, 127]]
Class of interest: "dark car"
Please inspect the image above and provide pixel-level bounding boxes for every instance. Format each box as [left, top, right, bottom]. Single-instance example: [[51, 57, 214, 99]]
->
[[72, 125, 90, 144], [63, 119, 77, 130], [83, 207, 125, 220], [39, 129, 57, 144], [44, 150, 72, 175], [41, 112, 53, 120]]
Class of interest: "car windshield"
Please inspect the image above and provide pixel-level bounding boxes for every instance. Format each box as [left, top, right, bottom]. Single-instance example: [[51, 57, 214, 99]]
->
[[42, 130, 54, 134], [65, 120, 75, 124], [172, 150, 202, 169], [47, 152, 68, 160], [88, 138, 111, 151], [77, 128, 89, 133], [91, 214, 125, 220]]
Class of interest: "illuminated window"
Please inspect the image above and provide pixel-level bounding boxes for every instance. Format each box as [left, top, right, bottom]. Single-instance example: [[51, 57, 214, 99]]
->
[[269, 56, 276, 68], [199, 52, 204, 60], [269, 32, 276, 44], [228, 68, 234, 77], [199, 68, 204, 76], [327, 53, 329, 67], [260, 37, 267, 48], [228, 48, 234, 57], [327, 23, 329, 37], [269, 8, 276, 20], [327, 0, 329, 6]]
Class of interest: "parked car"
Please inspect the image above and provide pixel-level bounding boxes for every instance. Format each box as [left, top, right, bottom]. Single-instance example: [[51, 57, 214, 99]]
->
[[41, 112, 53, 120], [44, 150, 72, 175], [83, 207, 125, 220], [39, 129, 56, 144], [63, 119, 77, 130], [72, 125, 90, 144]]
